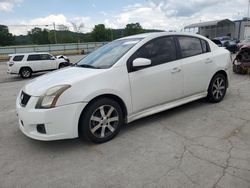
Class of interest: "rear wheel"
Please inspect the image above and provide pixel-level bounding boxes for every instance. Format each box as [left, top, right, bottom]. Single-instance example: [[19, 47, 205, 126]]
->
[[20, 68, 32, 78], [207, 74, 227, 103], [79, 98, 124, 143]]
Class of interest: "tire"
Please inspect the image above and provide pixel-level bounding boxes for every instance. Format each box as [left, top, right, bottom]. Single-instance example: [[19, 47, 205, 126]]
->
[[233, 64, 247, 74], [79, 98, 124, 143], [59, 63, 66, 69], [20, 67, 32, 78], [207, 74, 227, 103]]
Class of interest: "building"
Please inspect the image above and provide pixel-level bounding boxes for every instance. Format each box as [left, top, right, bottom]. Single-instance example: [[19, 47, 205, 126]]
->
[[184, 18, 250, 41], [184, 19, 235, 39]]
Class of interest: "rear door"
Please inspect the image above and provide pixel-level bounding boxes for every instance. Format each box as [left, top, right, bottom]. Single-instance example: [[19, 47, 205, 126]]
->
[[27, 54, 43, 71], [176, 36, 214, 97]]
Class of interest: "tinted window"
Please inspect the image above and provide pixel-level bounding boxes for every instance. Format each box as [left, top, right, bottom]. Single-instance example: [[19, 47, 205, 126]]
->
[[178, 37, 203, 58], [27, 54, 41, 61], [201, 40, 210, 53], [40, 54, 52, 60], [129, 36, 177, 67], [13, 55, 24, 61]]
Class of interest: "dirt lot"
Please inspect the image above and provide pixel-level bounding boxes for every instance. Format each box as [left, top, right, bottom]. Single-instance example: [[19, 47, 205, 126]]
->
[[0, 60, 250, 188]]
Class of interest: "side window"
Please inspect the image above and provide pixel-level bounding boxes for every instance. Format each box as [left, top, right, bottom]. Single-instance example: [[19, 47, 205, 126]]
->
[[40, 54, 51, 60], [129, 36, 177, 68], [178, 37, 203, 58], [27, 54, 41, 61], [201, 39, 210, 53], [13, 55, 24, 61]]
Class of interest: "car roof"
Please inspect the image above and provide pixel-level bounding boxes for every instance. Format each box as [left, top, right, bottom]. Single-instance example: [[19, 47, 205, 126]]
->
[[9, 52, 50, 56], [118, 32, 209, 41]]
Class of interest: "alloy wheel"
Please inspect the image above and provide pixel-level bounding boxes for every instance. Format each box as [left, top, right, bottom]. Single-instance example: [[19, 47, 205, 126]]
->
[[89, 105, 119, 138], [212, 77, 226, 100]]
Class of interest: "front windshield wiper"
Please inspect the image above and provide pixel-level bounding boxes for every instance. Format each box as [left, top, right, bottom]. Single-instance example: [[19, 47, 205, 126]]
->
[[75, 64, 101, 69]]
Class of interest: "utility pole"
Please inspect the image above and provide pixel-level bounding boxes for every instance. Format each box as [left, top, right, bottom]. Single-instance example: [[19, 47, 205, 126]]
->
[[53, 22, 57, 44], [248, 0, 250, 20]]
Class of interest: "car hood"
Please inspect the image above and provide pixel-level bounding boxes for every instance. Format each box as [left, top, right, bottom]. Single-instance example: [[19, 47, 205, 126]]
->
[[23, 67, 106, 96]]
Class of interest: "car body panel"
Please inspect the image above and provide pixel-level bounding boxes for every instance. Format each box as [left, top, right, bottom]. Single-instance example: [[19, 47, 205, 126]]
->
[[16, 32, 231, 141]]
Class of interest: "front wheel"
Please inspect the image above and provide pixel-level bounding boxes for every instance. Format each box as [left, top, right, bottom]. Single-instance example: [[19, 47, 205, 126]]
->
[[79, 98, 124, 143], [207, 74, 227, 103], [59, 63, 66, 69]]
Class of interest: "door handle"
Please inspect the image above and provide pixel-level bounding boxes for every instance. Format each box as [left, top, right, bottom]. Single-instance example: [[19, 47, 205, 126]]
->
[[205, 58, 213, 64], [171, 67, 181, 73]]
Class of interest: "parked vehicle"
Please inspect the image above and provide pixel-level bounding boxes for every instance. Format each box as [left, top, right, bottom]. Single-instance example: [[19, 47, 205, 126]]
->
[[211, 39, 223, 47], [233, 44, 250, 74], [237, 38, 250, 50], [225, 40, 238, 53], [212, 37, 238, 53], [213, 36, 231, 46], [7, 52, 71, 78], [16, 32, 231, 143]]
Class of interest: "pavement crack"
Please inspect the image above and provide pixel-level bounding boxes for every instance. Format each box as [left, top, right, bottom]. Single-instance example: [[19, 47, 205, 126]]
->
[[212, 140, 233, 188]]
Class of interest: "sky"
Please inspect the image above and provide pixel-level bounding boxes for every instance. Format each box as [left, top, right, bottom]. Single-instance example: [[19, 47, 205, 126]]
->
[[0, 0, 249, 35]]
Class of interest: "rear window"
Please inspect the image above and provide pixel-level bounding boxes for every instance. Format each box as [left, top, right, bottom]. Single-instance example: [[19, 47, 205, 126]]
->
[[13, 55, 24, 61], [27, 54, 41, 61], [178, 36, 203, 58], [201, 40, 210, 53]]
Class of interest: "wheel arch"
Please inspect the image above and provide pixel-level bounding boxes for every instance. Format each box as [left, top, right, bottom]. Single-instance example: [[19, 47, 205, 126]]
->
[[78, 93, 128, 136], [212, 70, 229, 88], [19, 66, 33, 74]]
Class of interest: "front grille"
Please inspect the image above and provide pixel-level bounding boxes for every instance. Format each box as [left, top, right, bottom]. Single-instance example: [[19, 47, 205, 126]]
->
[[20, 91, 31, 107]]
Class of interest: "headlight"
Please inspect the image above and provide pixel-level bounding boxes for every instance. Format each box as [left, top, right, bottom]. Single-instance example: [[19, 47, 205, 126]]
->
[[8, 62, 14, 67], [234, 60, 241, 65], [36, 85, 71, 109]]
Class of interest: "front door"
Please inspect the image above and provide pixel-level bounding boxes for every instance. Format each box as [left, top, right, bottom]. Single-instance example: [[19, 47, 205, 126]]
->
[[127, 36, 184, 114]]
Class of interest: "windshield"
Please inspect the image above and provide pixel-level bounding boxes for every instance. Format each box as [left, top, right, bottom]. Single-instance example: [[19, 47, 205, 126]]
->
[[77, 38, 142, 69]]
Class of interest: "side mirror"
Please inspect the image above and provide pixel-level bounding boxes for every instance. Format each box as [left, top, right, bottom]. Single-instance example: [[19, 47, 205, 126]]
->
[[132, 58, 151, 67]]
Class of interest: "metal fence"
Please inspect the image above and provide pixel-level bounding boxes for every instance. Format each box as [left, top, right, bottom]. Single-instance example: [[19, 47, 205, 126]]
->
[[0, 42, 108, 57]]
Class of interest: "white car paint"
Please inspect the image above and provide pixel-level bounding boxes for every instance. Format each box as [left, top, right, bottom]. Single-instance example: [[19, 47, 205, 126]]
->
[[16, 32, 231, 141], [7, 52, 65, 75]]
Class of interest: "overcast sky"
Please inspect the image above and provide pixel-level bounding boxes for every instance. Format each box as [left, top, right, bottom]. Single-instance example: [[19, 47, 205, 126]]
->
[[0, 0, 248, 35]]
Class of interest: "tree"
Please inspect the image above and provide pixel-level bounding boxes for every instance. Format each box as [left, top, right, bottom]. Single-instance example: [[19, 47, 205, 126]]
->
[[91, 24, 111, 42], [124, 23, 144, 36], [0, 25, 14, 46], [57, 24, 69, 31], [28, 27, 50, 44]]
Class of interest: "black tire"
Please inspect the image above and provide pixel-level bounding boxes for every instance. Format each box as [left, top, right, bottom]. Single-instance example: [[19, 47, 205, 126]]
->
[[59, 63, 66, 69], [79, 98, 124, 143], [207, 73, 227, 103], [233, 64, 247, 74], [20, 67, 32, 78]]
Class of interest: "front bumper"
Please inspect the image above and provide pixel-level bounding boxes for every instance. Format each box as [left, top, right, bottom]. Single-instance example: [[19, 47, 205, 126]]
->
[[16, 93, 87, 141]]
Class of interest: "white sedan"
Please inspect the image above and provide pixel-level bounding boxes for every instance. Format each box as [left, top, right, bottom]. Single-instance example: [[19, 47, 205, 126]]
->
[[16, 32, 231, 143]]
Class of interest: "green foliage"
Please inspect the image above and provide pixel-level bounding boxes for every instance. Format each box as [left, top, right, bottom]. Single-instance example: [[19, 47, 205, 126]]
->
[[0, 25, 14, 46], [124, 23, 144, 36], [91, 24, 110, 42], [28, 27, 50, 44], [8, 23, 164, 45]]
